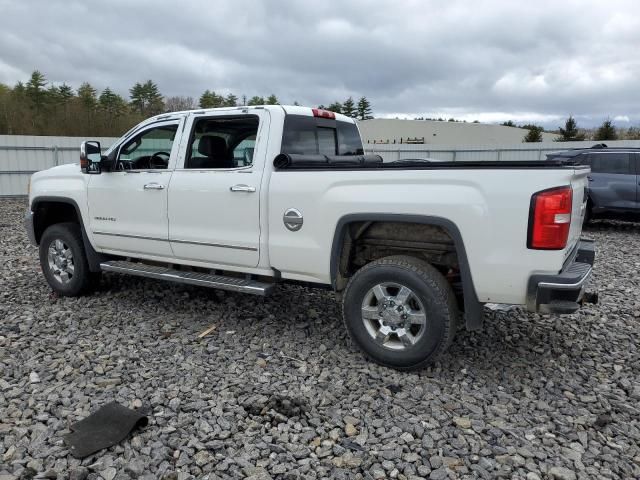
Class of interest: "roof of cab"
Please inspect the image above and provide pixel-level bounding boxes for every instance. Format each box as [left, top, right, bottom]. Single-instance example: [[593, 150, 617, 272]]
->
[[144, 105, 357, 125]]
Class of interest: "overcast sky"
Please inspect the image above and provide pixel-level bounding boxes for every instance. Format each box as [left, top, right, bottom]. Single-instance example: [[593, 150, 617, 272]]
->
[[1, 0, 639, 128]]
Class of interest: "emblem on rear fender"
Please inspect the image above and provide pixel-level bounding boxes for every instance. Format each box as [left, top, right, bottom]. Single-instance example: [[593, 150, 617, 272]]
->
[[283, 208, 303, 232]]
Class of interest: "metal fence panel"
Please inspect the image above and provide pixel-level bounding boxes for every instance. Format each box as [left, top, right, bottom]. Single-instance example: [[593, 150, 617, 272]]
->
[[3, 135, 640, 196], [367, 140, 640, 162]]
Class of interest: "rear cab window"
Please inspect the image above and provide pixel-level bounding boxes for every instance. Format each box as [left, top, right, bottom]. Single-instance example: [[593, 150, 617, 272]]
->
[[281, 115, 364, 156]]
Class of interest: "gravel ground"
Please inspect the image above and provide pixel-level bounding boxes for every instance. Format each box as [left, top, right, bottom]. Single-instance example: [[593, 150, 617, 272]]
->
[[1, 197, 639, 480]]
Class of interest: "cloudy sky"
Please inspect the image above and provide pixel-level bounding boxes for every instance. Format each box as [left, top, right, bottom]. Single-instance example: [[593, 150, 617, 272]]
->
[[1, 0, 639, 127]]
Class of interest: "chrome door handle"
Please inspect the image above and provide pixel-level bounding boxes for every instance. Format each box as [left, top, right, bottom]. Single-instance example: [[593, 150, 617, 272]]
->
[[230, 184, 256, 193], [143, 183, 165, 190]]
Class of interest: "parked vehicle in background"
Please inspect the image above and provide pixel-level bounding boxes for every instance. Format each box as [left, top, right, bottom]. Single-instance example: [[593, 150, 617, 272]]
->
[[547, 145, 640, 222], [26, 105, 596, 369]]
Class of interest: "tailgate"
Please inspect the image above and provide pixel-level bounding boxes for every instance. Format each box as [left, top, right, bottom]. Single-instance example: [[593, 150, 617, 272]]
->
[[565, 166, 590, 258]]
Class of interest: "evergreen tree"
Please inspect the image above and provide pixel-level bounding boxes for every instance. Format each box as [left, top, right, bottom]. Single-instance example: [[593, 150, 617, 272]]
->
[[224, 93, 238, 107], [356, 96, 373, 120], [502, 120, 516, 127], [199, 89, 225, 108], [77, 82, 97, 109], [247, 96, 265, 106], [523, 125, 543, 142], [130, 80, 164, 115], [266, 94, 279, 105], [58, 83, 74, 102], [342, 97, 356, 117], [594, 119, 618, 140], [556, 115, 585, 141], [327, 102, 342, 113], [99, 88, 127, 116], [25, 70, 47, 111]]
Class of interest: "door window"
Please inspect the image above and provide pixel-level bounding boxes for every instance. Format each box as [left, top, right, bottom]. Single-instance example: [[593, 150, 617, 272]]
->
[[118, 124, 178, 170], [185, 116, 259, 169]]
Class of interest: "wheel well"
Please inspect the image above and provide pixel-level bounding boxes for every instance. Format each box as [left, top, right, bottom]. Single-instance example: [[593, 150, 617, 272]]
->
[[332, 217, 484, 330], [32, 201, 80, 244], [334, 220, 460, 290]]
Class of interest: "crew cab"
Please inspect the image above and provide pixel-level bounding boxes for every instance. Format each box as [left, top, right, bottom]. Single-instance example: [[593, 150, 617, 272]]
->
[[26, 105, 596, 369]]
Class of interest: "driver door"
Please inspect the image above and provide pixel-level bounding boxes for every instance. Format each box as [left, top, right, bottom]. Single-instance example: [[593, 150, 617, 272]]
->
[[87, 120, 182, 258]]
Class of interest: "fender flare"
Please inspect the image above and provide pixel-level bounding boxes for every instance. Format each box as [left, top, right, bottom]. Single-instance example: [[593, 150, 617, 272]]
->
[[30, 196, 107, 272], [329, 213, 484, 330]]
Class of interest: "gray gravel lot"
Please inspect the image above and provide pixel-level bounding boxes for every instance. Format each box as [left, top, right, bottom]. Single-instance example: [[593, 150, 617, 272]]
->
[[1, 197, 639, 480]]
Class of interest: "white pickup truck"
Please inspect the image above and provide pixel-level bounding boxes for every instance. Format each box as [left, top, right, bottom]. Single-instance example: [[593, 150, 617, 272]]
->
[[26, 105, 596, 369]]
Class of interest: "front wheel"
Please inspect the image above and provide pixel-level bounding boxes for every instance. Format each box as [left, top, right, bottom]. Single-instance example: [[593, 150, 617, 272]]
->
[[39, 222, 94, 296], [342, 256, 459, 370]]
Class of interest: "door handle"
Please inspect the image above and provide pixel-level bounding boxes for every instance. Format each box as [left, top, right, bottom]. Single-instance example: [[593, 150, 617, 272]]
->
[[143, 183, 165, 190], [230, 184, 256, 193]]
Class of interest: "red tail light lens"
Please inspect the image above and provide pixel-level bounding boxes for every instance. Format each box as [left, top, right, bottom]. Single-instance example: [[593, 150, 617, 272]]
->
[[312, 108, 336, 119], [528, 186, 573, 250]]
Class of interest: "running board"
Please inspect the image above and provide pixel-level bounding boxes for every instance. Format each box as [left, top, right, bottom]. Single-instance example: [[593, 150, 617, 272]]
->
[[100, 260, 274, 296]]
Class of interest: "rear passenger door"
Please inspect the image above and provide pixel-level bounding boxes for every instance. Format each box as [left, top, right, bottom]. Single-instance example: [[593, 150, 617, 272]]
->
[[167, 110, 269, 268], [586, 152, 636, 211]]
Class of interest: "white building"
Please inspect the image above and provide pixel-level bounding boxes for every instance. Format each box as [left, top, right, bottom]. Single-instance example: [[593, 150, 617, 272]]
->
[[358, 118, 558, 145]]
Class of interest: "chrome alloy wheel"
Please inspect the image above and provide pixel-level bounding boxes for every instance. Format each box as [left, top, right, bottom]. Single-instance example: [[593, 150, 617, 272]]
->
[[47, 239, 75, 284], [361, 282, 427, 350]]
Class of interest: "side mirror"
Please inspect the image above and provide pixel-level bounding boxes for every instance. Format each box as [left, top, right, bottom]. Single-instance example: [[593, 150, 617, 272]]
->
[[80, 141, 102, 174]]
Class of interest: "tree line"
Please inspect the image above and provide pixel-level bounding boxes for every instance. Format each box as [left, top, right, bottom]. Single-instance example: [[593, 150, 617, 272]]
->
[[500, 117, 640, 143], [0, 70, 376, 137], [317, 97, 373, 121]]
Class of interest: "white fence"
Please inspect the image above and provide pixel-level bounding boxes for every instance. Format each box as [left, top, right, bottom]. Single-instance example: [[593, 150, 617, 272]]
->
[[2, 135, 640, 196]]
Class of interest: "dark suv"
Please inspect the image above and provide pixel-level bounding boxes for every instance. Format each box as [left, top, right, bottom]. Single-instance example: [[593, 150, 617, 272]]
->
[[547, 145, 640, 221]]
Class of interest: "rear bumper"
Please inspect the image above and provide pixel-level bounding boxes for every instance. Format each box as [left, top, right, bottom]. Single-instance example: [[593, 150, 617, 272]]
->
[[25, 210, 37, 246], [526, 239, 596, 314]]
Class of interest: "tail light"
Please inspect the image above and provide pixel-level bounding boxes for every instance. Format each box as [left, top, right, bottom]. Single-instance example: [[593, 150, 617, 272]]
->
[[312, 108, 336, 119], [528, 186, 573, 250]]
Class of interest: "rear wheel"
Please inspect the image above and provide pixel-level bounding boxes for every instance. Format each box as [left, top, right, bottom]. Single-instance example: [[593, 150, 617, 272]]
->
[[342, 255, 459, 370], [39, 223, 94, 296]]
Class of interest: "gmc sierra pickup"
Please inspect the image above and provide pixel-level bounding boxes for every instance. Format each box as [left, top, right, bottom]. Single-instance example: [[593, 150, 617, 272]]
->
[[26, 105, 596, 369]]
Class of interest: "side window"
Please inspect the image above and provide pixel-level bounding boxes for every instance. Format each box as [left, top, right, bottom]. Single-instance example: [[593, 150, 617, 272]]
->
[[591, 153, 630, 174], [118, 124, 178, 170], [186, 116, 259, 169]]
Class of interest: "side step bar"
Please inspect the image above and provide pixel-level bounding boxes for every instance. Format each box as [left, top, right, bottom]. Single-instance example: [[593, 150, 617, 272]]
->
[[100, 260, 274, 296]]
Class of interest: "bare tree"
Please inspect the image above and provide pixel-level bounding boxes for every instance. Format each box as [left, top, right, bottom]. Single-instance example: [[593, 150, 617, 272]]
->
[[165, 96, 196, 112]]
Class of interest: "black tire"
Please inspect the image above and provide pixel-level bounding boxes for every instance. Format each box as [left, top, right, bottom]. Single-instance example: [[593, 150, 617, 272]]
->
[[342, 255, 459, 370], [39, 222, 94, 296]]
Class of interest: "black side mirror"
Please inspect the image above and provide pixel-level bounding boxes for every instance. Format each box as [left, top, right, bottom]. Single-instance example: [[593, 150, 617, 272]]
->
[[80, 141, 102, 174]]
